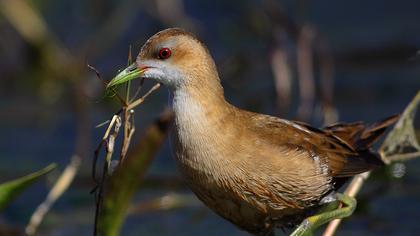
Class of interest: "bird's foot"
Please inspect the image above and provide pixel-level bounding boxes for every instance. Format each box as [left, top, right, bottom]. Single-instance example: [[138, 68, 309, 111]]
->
[[290, 193, 357, 236]]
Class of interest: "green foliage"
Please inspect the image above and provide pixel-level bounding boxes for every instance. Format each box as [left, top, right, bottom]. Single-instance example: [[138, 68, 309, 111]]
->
[[0, 163, 56, 211]]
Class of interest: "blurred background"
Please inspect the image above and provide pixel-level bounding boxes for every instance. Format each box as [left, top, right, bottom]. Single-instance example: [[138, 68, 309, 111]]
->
[[0, 0, 419, 235]]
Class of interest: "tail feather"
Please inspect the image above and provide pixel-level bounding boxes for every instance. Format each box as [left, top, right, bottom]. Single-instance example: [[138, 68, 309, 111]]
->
[[324, 114, 400, 150], [322, 114, 399, 179], [356, 114, 400, 149]]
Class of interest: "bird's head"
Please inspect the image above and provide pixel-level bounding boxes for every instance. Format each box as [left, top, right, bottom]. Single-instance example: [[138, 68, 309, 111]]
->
[[108, 28, 221, 93]]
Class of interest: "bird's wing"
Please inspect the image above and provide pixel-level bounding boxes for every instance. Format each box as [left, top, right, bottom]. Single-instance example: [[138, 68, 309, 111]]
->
[[246, 113, 385, 178]]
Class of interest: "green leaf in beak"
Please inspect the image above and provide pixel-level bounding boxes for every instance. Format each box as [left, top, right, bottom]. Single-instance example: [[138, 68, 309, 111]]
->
[[107, 64, 143, 88]]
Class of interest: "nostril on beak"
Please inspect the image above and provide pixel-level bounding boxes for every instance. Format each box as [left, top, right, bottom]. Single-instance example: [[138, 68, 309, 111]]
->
[[107, 63, 143, 88], [127, 64, 138, 72]]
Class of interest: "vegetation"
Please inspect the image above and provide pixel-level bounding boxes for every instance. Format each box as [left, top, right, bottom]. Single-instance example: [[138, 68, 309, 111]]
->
[[0, 1, 418, 236]]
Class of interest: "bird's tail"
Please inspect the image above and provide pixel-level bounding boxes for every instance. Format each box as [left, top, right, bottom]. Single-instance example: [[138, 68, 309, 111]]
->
[[323, 114, 400, 150]]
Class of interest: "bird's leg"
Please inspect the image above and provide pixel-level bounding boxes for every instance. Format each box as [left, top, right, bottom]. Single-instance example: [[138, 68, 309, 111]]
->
[[290, 193, 357, 236]]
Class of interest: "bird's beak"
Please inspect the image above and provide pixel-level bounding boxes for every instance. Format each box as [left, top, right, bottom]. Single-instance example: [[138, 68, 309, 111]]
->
[[107, 63, 147, 88]]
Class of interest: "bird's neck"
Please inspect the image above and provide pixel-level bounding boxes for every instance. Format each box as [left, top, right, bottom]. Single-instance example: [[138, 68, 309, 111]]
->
[[173, 66, 228, 119], [173, 78, 230, 132], [172, 75, 234, 168]]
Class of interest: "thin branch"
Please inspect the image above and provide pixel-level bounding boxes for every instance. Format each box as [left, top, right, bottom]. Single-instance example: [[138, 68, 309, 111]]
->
[[322, 172, 371, 236], [120, 83, 162, 160], [95, 110, 174, 235], [87, 64, 127, 106], [128, 192, 200, 214], [385, 152, 420, 163], [92, 64, 162, 235], [26, 155, 81, 235], [92, 114, 122, 186], [93, 115, 122, 236], [323, 91, 420, 236], [120, 108, 135, 161], [129, 78, 145, 103], [1, 3, 92, 235], [119, 46, 137, 162], [125, 45, 133, 102], [323, 152, 420, 236], [127, 83, 161, 110]]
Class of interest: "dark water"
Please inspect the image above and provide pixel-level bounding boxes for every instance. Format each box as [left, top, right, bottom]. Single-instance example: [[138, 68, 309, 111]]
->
[[0, 0, 419, 235]]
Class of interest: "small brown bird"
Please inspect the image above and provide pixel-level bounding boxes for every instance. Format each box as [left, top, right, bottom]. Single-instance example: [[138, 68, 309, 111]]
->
[[109, 28, 397, 235]]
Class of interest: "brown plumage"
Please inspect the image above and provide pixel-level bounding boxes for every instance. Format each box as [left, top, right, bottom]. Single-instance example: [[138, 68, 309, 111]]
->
[[111, 28, 398, 235]]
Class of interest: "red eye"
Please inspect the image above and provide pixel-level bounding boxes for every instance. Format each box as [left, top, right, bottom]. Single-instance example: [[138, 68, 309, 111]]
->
[[158, 48, 171, 59]]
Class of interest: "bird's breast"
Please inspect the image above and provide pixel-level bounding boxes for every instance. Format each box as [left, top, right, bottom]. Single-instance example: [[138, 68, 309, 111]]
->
[[171, 90, 332, 232], [171, 91, 267, 228]]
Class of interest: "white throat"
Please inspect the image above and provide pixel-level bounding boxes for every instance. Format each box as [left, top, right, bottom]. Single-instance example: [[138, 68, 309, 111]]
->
[[172, 86, 232, 169], [172, 89, 209, 140]]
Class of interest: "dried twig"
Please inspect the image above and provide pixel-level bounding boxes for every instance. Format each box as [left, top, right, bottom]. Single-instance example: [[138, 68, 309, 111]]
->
[[323, 91, 420, 236], [127, 83, 161, 110], [120, 108, 135, 161], [383, 152, 420, 163], [96, 110, 174, 236], [1, 2, 92, 234], [128, 192, 200, 214], [90, 58, 162, 235], [93, 115, 122, 236], [87, 64, 127, 106], [129, 78, 145, 103], [26, 155, 81, 235], [119, 47, 136, 162], [322, 172, 370, 236]]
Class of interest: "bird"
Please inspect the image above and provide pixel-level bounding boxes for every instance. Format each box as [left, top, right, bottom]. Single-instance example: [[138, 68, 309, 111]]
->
[[108, 28, 398, 235]]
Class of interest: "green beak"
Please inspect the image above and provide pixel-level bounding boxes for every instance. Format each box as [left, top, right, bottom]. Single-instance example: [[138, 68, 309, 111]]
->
[[107, 63, 144, 88]]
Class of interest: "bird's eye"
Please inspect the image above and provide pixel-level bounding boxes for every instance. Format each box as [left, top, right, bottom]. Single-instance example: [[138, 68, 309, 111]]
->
[[158, 48, 171, 59]]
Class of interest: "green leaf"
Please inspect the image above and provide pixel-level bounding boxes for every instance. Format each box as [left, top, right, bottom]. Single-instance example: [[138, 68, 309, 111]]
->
[[0, 163, 57, 211]]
